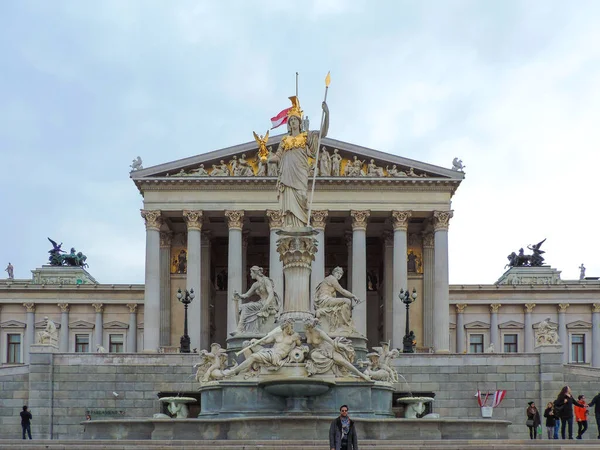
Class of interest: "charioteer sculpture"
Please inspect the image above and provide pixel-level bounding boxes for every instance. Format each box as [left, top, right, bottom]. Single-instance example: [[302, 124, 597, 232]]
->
[[506, 238, 546, 268], [47, 238, 88, 268]]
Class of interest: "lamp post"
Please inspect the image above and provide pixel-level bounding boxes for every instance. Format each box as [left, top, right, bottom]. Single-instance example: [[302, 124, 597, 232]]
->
[[177, 288, 195, 353], [400, 287, 418, 353]]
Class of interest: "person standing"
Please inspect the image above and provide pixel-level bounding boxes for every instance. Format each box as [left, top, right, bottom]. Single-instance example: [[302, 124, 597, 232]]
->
[[544, 401, 557, 439], [20, 405, 32, 440], [575, 394, 589, 439], [555, 385, 584, 439], [588, 391, 600, 439], [329, 404, 358, 450], [526, 401, 541, 439]]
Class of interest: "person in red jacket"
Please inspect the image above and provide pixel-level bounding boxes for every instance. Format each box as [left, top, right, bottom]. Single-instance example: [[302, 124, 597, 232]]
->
[[574, 394, 589, 439]]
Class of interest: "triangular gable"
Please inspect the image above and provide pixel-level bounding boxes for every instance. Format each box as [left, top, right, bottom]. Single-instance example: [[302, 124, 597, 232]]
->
[[35, 319, 61, 329], [104, 320, 129, 330], [131, 136, 464, 181], [566, 320, 592, 330], [0, 320, 26, 328], [464, 320, 490, 329], [498, 320, 524, 329], [69, 320, 95, 329]]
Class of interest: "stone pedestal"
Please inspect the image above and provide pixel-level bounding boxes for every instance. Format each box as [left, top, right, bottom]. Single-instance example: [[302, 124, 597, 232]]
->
[[496, 266, 562, 285], [31, 266, 98, 285], [28, 344, 58, 439], [276, 228, 317, 323]]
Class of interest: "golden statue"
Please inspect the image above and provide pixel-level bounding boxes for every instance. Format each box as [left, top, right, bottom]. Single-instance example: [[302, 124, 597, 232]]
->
[[253, 130, 270, 161]]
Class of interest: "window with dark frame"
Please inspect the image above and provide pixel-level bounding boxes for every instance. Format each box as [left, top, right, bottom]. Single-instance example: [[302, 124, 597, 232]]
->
[[75, 334, 89, 353], [109, 334, 124, 353], [7, 333, 21, 363], [503, 334, 518, 353], [571, 334, 585, 363], [469, 334, 484, 353]]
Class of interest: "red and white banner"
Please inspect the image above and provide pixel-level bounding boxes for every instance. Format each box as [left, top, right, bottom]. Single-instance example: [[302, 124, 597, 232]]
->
[[270, 107, 291, 129], [491, 390, 507, 408], [476, 390, 490, 407]]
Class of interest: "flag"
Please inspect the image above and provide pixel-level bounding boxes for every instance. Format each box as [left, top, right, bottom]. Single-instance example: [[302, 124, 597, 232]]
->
[[476, 390, 490, 407], [491, 390, 506, 408], [270, 107, 291, 129]]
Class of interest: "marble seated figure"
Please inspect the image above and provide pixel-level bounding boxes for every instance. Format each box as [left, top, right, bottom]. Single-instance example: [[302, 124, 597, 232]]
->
[[314, 267, 360, 334], [37, 316, 58, 346], [232, 266, 281, 335]]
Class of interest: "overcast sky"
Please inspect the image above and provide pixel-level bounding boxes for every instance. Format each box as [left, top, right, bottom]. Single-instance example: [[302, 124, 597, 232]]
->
[[1, 0, 599, 285]]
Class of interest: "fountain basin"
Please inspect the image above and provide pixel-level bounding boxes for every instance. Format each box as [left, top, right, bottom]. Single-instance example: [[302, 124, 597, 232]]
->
[[158, 396, 197, 419], [396, 396, 435, 418]]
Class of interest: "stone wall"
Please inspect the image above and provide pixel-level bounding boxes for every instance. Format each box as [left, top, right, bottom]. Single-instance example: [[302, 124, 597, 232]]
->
[[0, 365, 29, 439]]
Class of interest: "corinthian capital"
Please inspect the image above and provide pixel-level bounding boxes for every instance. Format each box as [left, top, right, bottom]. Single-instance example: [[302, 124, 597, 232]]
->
[[432, 210, 454, 231], [391, 210, 412, 231], [140, 210, 162, 231], [160, 231, 173, 248], [350, 210, 370, 230], [310, 210, 329, 230], [127, 303, 138, 313], [489, 304, 501, 313], [92, 303, 104, 313], [593, 303, 600, 313], [455, 304, 467, 313], [23, 303, 35, 313], [524, 303, 536, 313], [558, 303, 569, 313], [183, 210, 203, 231], [58, 303, 70, 313], [266, 210, 284, 230], [422, 232, 434, 248], [225, 210, 244, 230]]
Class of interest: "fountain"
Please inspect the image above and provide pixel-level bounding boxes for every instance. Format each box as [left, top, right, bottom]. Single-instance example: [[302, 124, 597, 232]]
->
[[158, 396, 197, 419]]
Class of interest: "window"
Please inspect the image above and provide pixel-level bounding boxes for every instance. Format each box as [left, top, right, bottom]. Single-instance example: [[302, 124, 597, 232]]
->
[[75, 334, 89, 353], [7, 334, 21, 363], [503, 334, 518, 353], [469, 334, 484, 353], [109, 334, 124, 353], [571, 334, 585, 363]]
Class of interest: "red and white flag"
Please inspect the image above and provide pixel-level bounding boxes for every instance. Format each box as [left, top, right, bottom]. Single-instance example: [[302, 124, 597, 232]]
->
[[476, 390, 490, 407], [270, 107, 291, 129], [491, 390, 506, 408]]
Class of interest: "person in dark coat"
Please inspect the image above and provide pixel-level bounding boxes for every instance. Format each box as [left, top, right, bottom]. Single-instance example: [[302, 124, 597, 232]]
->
[[20, 405, 32, 440], [526, 401, 541, 439], [555, 385, 584, 439], [329, 404, 358, 450], [588, 391, 600, 439], [544, 401, 557, 439]]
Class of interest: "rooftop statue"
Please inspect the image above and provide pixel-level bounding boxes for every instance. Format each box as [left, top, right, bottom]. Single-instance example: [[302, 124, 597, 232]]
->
[[452, 157, 465, 172], [253, 130, 270, 161], [47, 238, 88, 268], [267, 96, 329, 228], [5, 262, 13, 279], [319, 147, 332, 176], [506, 239, 546, 268], [130, 156, 143, 171], [579, 263, 586, 280], [386, 165, 407, 177], [367, 159, 385, 177], [330, 149, 342, 176], [210, 160, 230, 177]]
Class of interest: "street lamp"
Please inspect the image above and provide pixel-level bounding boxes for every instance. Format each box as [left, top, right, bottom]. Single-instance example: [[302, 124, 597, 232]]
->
[[177, 288, 195, 353], [400, 287, 418, 353]]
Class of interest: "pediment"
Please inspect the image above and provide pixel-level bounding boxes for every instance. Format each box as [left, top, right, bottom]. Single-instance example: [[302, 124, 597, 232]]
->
[[104, 320, 129, 330], [566, 320, 592, 330], [0, 320, 26, 328], [35, 320, 61, 329], [69, 320, 95, 329], [464, 320, 490, 329], [131, 136, 464, 186], [498, 320, 524, 329]]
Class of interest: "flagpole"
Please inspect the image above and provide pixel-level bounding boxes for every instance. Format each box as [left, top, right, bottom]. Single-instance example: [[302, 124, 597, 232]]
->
[[295, 72, 299, 98], [307, 71, 330, 227]]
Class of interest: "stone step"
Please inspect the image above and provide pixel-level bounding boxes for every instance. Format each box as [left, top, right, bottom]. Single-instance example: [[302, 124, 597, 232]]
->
[[1, 440, 599, 450]]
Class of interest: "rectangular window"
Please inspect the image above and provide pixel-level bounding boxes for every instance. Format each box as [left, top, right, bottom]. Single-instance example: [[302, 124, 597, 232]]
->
[[109, 334, 124, 353], [75, 334, 89, 353], [503, 334, 518, 353], [7, 334, 21, 363], [469, 334, 484, 353], [571, 334, 585, 363]]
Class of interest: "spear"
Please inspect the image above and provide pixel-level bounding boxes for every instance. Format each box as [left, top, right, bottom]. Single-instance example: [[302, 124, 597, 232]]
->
[[307, 71, 331, 227]]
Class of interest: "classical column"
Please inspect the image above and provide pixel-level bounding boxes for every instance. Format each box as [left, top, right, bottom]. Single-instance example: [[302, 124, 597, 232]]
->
[[345, 231, 353, 291], [242, 231, 249, 291], [225, 210, 244, 336], [432, 210, 453, 353], [382, 232, 394, 343], [141, 209, 162, 352], [524, 303, 535, 352], [92, 303, 103, 350], [58, 303, 69, 352], [391, 210, 412, 349], [127, 304, 138, 352], [200, 231, 211, 350], [159, 231, 172, 347], [456, 304, 467, 353], [183, 210, 203, 351], [351, 210, 370, 336], [422, 232, 435, 349], [310, 210, 328, 310], [558, 303, 569, 364], [592, 303, 600, 368], [266, 210, 284, 298], [23, 303, 35, 364], [490, 304, 501, 351]]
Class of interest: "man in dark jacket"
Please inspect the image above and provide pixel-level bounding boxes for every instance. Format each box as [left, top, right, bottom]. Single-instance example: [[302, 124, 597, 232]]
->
[[20, 405, 32, 440], [589, 392, 600, 439], [329, 404, 358, 450]]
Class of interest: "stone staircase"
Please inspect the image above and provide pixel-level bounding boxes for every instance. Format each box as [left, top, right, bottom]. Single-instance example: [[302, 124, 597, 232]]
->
[[1, 440, 599, 449]]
